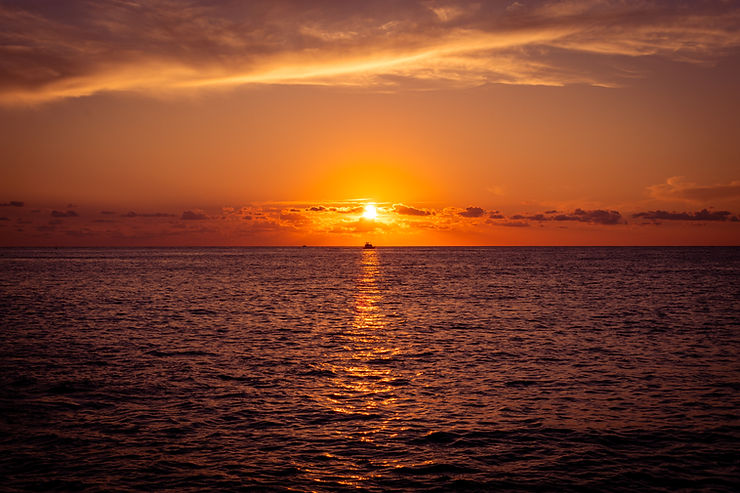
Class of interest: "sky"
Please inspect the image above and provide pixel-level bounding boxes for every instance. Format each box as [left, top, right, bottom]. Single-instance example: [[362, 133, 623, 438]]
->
[[1, 0, 739, 246]]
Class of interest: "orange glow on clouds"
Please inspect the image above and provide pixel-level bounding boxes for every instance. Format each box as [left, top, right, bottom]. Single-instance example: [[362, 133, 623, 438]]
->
[[0, 1, 738, 245], [0, 197, 738, 247]]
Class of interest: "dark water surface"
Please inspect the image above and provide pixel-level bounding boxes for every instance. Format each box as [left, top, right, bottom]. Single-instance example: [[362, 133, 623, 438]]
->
[[1, 247, 738, 491]]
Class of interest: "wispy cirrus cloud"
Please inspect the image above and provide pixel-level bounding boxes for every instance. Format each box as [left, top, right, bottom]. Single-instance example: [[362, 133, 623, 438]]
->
[[632, 209, 737, 222], [648, 177, 740, 203], [1, 0, 739, 104]]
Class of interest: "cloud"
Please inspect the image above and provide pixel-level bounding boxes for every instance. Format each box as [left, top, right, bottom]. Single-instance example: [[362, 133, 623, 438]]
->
[[330, 217, 387, 234], [50, 210, 78, 218], [0, 201, 24, 207], [553, 208, 622, 225], [2, 0, 739, 104], [279, 210, 310, 225], [335, 206, 364, 214], [181, 210, 208, 220], [500, 220, 530, 227], [459, 206, 485, 218], [648, 177, 740, 203], [632, 209, 736, 222], [511, 213, 548, 221], [507, 208, 623, 224], [392, 203, 432, 216], [123, 211, 175, 218]]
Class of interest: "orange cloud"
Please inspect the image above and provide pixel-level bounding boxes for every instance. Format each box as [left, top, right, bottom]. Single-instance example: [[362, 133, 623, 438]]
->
[[648, 177, 740, 203], [2, 200, 738, 246], [392, 203, 433, 216], [2, 1, 739, 104]]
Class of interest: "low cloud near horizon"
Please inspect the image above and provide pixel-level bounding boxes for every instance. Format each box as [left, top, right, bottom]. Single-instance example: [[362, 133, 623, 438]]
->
[[1, 199, 738, 246]]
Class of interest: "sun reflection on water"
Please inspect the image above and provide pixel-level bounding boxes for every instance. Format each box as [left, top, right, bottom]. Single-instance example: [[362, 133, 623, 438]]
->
[[309, 248, 408, 488]]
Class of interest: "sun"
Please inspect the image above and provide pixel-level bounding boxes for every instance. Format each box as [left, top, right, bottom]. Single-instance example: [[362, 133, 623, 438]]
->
[[362, 203, 377, 220]]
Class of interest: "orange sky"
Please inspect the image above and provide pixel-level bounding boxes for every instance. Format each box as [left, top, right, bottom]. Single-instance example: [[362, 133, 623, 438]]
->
[[1, 0, 739, 245]]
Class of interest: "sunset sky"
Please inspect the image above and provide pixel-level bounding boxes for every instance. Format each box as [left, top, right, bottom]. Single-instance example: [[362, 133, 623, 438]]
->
[[1, 0, 739, 245]]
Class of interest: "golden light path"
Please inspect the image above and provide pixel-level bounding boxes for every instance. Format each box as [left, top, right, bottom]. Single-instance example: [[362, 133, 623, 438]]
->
[[307, 248, 407, 488]]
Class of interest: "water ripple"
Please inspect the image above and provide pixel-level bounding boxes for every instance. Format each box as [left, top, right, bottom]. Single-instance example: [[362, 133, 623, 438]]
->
[[0, 246, 738, 491]]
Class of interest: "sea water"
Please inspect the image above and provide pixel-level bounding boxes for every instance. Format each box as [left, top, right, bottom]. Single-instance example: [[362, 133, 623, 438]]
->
[[1, 247, 738, 491]]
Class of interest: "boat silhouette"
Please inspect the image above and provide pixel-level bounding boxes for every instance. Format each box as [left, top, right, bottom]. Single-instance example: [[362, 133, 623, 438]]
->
[[363, 242, 375, 249]]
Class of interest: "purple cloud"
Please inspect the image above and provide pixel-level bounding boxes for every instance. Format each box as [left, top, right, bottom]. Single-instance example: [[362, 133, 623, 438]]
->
[[632, 209, 734, 221], [459, 206, 485, 218], [557, 209, 622, 225]]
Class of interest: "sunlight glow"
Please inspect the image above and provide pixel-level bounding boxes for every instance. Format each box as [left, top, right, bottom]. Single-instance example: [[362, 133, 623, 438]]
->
[[362, 204, 377, 220]]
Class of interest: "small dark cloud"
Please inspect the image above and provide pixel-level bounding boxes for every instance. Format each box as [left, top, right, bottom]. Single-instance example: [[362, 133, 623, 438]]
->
[[512, 213, 548, 221], [51, 210, 78, 218], [552, 209, 622, 225], [459, 206, 485, 218], [393, 203, 432, 216], [307, 206, 327, 212], [243, 215, 253, 220], [0, 201, 24, 207], [501, 221, 530, 227], [489, 213, 504, 219], [123, 211, 175, 218], [505, 208, 623, 225], [181, 210, 208, 220], [0, 217, 9, 221], [632, 209, 734, 221]]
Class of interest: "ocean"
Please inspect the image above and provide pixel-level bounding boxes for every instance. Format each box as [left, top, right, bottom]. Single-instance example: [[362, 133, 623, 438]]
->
[[1, 247, 738, 491]]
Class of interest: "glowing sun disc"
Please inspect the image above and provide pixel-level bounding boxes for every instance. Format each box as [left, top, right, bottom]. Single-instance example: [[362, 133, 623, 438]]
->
[[363, 204, 377, 220]]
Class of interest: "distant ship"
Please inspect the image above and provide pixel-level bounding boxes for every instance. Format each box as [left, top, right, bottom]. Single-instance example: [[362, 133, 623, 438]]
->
[[363, 242, 375, 249]]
